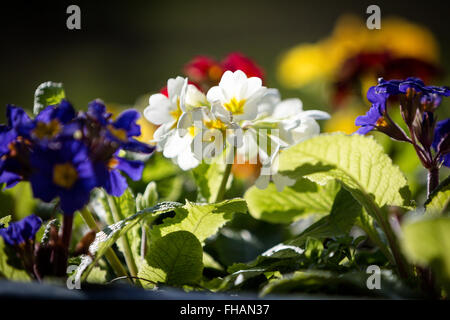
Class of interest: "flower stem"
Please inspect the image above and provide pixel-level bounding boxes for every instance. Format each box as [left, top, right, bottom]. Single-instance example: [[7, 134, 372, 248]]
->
[[427, 167, 440, 198], [60, 214, 73, 252], [106, 196, 139, 279], [79, 207, 130, 282], [214, 162, 233, 203]]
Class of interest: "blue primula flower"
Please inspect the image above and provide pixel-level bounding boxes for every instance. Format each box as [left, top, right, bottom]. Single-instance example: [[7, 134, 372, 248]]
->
[[93, 153, 145, 197], [29, 99, 76, 141], [0, 105, 34, 188], [432, 118, 450, 167], [0, 214, 42, 246], [29, 139, 97, 215], [355, 86, 387, 135], [87, 100, 154, 153]]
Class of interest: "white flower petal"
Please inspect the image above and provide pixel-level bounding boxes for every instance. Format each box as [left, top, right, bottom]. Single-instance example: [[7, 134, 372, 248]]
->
[[145, 94, 173, 125]]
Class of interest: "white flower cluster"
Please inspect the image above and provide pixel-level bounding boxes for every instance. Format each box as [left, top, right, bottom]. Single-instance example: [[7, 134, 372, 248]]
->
[[144, 70, 329, 191]]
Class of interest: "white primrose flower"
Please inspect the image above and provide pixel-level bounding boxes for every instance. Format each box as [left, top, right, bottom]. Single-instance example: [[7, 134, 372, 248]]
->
[[206, 70, 267, 122], [144, 77, 205, 170], [190, 105, 242, 162], [251, 97, 330, 191]]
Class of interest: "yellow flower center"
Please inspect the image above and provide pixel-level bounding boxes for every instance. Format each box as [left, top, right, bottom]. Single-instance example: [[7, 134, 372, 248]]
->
[[376, 117, 388, 127], [169, 98, 183, 129], [108, 125, 128, 142], [33, 120, 62, 139], [53, 163, 78, 189], [188, 126, 197, 137], [108, 157, 119, 170], [204, 119, 227, 131], [223, 97, 246, 115]]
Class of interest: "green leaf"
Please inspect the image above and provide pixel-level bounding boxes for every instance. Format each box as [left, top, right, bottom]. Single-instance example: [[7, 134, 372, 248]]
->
[[0, 216, 11, 228], [138, 231, 203, 287], [244, 179, 340, 224], [33, 81, 66, 115], [279, 133, 411, 211], [75, 201, 183, 281], [136, 181, 158, 211], [86, 267, 107, 284], [192, 160, 229, 202], [0, 238, 31, 281], [0, 182, 36, 220], [287, 187, 362, 247], [425, 175, 450, 215], [402, 216, 450, 290], [150, 198, 248, 244]]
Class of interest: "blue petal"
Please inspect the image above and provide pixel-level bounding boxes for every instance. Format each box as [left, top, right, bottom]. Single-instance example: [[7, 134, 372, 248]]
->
[[121, 138, 155, 154], [113, 109, 141, 137], [36, 99, 76, 124], [117, 157, 144, 181], [6, 105, 32, 129], [87, 99, 110, 125], [104, 169, 127, 197]]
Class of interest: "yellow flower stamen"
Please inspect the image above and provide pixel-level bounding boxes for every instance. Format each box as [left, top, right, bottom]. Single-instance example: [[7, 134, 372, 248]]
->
[[223, 97, 246, 115], [53, 163, 78, 189], [33, 120, 62, 140], [376, 117, 388, 127], [169, 97, 183, 129]]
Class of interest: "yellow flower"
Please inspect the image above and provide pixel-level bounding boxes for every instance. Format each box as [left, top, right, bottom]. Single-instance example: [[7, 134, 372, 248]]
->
[[324, 108, 361, 134], [278, 14, 439, 89]]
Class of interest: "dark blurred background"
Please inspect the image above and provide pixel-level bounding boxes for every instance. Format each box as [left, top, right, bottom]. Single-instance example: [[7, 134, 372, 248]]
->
[[1, 0, 450, 111]]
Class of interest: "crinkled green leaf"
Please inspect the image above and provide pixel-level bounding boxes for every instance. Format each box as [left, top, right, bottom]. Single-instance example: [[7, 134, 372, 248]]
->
[[402, 216, 450, 290], [244, 179, 340, 224], [279, 133, 411, 209], [75, 201, 183, 282], [138, 231, 203, 287], [287, 188, 362, 247], [33, 81, 66, 115], [425, 175, 450, 215], [150, 198, 247, 244], [279, 133, 412, 237], [0, 238, 31, 281], [0, 216, 11, 229]]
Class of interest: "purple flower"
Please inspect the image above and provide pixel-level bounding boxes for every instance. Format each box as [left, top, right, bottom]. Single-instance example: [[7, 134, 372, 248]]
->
[[0, 214, 42, 246], [29, 140, 97, 215], [355, 104, 384, 135], [432, 118, 450, 167]]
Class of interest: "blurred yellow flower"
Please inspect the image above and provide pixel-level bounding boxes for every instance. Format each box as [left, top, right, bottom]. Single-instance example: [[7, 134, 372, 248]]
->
[[278, 15, 439, 89], [324, 108, 361, 134]]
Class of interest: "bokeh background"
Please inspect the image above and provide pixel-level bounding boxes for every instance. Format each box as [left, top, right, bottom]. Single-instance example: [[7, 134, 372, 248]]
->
[[1, 0, 450, 109], [1, 0, 450, 267], [1, 0, 450, 194]]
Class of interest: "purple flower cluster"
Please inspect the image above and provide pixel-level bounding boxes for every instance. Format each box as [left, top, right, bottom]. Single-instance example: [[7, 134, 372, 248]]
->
[[0, 100, 154, 214], [355, 77, 450, 167]]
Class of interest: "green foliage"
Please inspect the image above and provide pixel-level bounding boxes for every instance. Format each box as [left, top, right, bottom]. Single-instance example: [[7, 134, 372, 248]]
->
[[425, 175, 450, 215], [138, 231, 203, 287], [244, 179, 339, 224], [279, 134, 412, 213], [0, 182, 36, 220], [192, 160, 229, 202], [150, 198, 247, 244], [287, 188, 362, 247], [0, 216, 11, 228], [75, 202, 183, 281], [0, 238, 31, 281], [402, 216, 450, 291], [33, 81, 66, 115]]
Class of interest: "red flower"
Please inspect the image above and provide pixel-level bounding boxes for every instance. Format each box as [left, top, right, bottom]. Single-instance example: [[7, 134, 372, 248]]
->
[[221, 52, 264, 82]]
